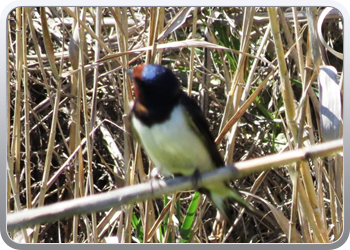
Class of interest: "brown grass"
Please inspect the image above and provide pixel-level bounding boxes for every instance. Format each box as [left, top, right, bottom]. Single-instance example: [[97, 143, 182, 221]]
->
[[7, 7, 343, 243]]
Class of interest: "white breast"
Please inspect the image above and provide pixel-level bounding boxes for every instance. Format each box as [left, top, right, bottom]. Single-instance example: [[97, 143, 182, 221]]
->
[[132, 105, 215, 176]]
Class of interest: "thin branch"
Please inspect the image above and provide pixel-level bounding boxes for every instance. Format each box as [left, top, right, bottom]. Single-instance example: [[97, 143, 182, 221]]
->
[[7, 139, 343, 231]]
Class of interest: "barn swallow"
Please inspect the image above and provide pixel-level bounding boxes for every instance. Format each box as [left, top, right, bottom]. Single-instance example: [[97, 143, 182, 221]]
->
[[129, 64, 255, 221]]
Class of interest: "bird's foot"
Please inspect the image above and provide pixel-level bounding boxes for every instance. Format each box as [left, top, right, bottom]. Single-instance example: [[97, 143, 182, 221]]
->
[[191, 168, 202, 191]]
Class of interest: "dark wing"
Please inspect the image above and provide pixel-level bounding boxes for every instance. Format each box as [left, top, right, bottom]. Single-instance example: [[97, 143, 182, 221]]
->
[[179, 91, 224, 168]]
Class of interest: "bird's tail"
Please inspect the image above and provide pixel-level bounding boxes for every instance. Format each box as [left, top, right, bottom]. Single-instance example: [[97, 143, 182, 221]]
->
[[205, 182, 256, 221]]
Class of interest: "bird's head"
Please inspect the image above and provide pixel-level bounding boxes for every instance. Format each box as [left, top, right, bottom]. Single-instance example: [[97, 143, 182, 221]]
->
[[128, 64, 181, 105]]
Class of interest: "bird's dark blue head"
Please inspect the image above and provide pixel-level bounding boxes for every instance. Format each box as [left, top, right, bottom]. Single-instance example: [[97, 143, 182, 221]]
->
[[140, 64, 167, 82], [129, 64, 181, 105]]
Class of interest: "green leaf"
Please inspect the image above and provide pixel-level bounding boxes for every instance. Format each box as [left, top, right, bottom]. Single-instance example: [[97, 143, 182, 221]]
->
[[131, 214, 144, 242], [180, 192, 200, 243], [290, 78, 319, 97]]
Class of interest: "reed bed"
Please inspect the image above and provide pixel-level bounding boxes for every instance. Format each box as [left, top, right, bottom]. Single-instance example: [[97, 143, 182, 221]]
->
[[7, 7, 343, 243]]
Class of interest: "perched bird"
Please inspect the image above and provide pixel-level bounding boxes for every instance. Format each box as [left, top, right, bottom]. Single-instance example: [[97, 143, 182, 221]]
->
[[129, 64, 255, 221]]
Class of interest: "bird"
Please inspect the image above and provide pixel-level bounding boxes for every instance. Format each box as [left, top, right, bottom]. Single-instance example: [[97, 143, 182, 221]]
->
[[128, 64, 255, 221]]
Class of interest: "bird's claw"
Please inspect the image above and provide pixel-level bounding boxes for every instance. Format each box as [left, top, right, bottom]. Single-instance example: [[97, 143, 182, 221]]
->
[[192, 168, 202, 191]]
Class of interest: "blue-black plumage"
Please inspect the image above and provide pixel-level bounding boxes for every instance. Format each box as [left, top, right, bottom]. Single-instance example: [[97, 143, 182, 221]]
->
[[129, 64, 256, 221]]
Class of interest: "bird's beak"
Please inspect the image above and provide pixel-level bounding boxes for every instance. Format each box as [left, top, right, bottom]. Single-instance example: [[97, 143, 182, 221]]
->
[[126, 68, 134, 79], [126, 68, 135, 94]]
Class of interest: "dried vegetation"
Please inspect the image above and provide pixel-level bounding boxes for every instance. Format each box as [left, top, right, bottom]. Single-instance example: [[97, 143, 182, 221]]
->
[[7, 7, 343, 243]]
